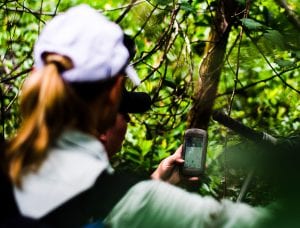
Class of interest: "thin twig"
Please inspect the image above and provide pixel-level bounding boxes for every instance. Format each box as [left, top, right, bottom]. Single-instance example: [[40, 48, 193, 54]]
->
[[217, 65, 300, 97], [248, 33, 300, 94]]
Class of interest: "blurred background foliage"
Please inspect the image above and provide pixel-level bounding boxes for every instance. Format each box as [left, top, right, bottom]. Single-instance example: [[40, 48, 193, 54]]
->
[[1, 0, 299, 206]]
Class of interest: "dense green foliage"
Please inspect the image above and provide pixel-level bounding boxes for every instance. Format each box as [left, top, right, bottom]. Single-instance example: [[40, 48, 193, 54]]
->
[[1, 0, 299, 206]]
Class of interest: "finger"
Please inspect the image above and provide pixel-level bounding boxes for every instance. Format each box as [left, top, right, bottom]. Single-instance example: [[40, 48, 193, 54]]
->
[[188, 176, 200, 182], [165, 156, 184, 168], [174, 158, 184, 164], [162, 156, 177, 167], [173, 145, 183, 157]]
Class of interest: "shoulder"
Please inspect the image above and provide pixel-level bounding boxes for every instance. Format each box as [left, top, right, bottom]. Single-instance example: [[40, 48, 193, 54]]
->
[[105, 180, 270, 228], [14, 131, 110, 219], [40, 171, 144, 227]]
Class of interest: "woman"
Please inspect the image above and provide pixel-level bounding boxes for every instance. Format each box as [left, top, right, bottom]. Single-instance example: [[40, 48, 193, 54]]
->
[[3, 4, 143, 226], [3, 4, 269, 228]]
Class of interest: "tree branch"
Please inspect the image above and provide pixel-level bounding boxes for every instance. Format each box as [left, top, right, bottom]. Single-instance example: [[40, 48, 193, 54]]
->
[[274, 0, 300, 31], [217, 65, 300, 97]]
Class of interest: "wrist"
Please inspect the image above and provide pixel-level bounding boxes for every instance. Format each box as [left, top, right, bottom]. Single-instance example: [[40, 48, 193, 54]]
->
[[151, 170, 160, 180]]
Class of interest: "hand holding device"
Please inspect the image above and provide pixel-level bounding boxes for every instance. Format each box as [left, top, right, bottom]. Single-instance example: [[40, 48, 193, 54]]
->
[[181, 128, 208, 176]]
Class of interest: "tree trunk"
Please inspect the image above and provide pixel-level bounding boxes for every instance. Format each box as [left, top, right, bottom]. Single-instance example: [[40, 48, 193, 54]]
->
[[187, 0, 241, 129]]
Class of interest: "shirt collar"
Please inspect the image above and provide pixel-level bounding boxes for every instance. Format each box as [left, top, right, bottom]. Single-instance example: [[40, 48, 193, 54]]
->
[[57, 130, 114, 173]]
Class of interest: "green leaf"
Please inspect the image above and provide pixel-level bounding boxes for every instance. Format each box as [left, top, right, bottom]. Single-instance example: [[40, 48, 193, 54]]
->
[[154, 0, 173, 6], [240, 18, 265, 30], [163, 79, 177, 89], [274, 59, 296, 68], [263, 30, 285, 50], [235, 0, 246, 5], [293, 51, 300, 59], [180, 2, 195, 13]]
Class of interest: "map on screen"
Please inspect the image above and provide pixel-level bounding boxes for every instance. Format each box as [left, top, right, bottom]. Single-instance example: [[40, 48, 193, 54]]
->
[[184, 137, 203, 169]]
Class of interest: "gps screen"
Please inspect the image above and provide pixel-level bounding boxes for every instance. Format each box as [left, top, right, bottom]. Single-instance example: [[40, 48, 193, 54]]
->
[[184, 136, 203, 169]]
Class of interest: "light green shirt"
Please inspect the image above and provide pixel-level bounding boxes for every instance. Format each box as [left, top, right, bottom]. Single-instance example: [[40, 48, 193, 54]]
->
[[105, 180, 270, 228]]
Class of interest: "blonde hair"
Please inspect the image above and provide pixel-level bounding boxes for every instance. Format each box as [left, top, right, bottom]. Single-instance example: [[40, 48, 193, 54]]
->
[[5, 53, 117, 187]]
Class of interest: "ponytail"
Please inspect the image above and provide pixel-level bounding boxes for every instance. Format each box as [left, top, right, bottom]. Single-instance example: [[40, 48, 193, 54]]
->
[[5, 54, 73, 187], [5, 53, 119, 187]]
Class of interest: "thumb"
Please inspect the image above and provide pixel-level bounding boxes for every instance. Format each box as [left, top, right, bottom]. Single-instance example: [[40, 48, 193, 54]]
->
[[173, 145, 183, 158]]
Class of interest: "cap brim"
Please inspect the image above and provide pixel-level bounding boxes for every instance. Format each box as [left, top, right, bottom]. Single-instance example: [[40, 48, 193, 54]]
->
[[125, 65, 140, 86], [119, 90, 151, 113]]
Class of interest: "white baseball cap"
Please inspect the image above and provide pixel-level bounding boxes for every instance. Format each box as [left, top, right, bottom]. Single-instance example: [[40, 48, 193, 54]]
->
[[34, 4, 140, 86]]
